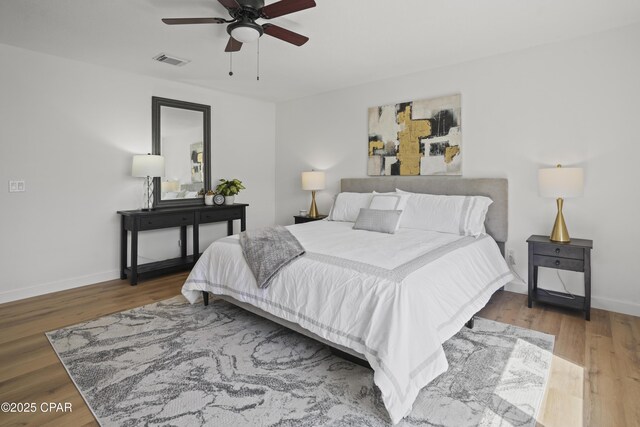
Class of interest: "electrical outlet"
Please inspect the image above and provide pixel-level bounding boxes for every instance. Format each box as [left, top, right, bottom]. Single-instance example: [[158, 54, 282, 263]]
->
[[507, 249, 516, 266]]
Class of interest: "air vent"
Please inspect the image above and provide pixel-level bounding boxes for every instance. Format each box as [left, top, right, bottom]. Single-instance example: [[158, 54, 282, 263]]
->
[[153, 53, 190, 67]]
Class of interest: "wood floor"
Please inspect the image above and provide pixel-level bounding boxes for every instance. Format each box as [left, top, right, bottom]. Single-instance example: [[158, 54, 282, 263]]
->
[[0, 274, 638, 427]]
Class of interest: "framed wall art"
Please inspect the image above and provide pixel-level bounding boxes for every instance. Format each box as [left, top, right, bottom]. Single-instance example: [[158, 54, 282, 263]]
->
[[368, 94, 461, 176]]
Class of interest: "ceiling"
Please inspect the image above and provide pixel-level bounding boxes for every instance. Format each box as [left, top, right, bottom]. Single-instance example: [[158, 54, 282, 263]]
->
[[1, 0, 639, 103]]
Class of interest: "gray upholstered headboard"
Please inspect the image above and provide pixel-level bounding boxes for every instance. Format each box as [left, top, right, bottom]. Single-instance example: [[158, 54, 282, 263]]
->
[[341, 177, 508, 249]]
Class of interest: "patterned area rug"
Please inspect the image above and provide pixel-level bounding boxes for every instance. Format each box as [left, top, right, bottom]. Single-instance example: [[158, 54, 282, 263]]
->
[[47, 296, 554, 426]]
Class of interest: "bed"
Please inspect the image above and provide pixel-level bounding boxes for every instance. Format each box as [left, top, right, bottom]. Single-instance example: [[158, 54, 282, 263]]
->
[[182, 176, 512, 424]]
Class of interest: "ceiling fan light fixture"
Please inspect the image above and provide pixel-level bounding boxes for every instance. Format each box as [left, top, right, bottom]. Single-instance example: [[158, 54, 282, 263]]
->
[[228, 20, 263, 43]]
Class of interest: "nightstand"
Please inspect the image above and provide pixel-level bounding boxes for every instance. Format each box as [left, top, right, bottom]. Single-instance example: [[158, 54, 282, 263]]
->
[[294, 214, 327, 224], [527, 235, 593, 320]]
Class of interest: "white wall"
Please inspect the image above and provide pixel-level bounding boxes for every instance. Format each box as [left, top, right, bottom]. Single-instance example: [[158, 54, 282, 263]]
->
[[0, 43, 275, 303], [275, 24, 640, 316]]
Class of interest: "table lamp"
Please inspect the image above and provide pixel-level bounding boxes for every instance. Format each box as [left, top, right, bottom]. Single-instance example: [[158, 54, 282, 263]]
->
[[301, 171, 325, 218], [132, 154, 165, 210], [538, 164, 584, 242]]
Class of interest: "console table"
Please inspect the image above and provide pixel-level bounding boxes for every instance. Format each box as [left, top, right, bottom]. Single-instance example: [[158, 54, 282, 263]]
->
[[117, 204, 248, 285]]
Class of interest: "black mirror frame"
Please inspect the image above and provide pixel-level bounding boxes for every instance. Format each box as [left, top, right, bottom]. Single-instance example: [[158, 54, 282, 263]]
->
[[152, 96, 211, 209]]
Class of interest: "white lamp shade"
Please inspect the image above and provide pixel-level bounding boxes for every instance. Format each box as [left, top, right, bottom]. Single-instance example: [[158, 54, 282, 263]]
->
[[301, 171, 326, 191], [132, 154, 165, 178], [230, 26, 261, 43], [538, 166, 584, 198]]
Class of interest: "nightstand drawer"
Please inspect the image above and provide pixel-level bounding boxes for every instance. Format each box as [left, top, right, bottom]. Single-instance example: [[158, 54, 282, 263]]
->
[[139, 214, 193, 230], [533, 254, 584, 272], [533, 244, 584, 260]]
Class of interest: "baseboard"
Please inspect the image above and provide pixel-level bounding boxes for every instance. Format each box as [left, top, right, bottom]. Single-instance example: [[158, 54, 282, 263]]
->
[[504, 281, 640, 317], [0, 270, 121, 305], [589, 295, 640, 318]]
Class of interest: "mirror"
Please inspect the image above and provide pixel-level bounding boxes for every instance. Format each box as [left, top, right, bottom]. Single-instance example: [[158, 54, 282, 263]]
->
[[152, 97, 211, 208]]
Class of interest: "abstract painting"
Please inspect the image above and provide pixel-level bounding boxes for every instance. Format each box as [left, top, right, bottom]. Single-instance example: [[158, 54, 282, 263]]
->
[[368, 94, 461, 176]]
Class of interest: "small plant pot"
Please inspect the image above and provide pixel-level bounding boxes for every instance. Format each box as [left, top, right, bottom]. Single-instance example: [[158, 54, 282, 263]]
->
[[224, 195, 235, 205]]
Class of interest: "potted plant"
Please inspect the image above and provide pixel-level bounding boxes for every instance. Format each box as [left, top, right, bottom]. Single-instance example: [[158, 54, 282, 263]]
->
[[215, 178, 245, 205], [204, 190, 215, 206]]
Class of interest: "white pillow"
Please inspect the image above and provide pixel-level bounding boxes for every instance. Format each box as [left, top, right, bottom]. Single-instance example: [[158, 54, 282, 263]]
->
[[328, 192, 374, 222], [369, 194, 408, 210], [368, 194, 410, 230], [396, 189, 492, 236]]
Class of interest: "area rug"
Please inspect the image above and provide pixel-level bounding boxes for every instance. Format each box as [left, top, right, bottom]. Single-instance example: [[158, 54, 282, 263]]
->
[[47, 296, 554, 426]]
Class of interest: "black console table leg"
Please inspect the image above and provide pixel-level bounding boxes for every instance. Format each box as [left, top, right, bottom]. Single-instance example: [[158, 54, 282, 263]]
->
[[465, 317, 474, 329], [585, 250, 591, 321], [193, 223, 199, 262], [202, 291, 209, 306], [120, 216, 127, 280], [180, 226, 187, 258], [527, 245, 534, 308], [130, 228, 138, 286], [227, 220, 233, 236]]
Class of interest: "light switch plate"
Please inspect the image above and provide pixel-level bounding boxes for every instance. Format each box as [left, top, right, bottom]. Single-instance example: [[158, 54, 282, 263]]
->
[[9, 180, 25, 192]]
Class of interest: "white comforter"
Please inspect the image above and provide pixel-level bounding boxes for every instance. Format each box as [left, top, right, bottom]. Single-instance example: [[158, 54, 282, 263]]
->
[[182, 220, 513, 424]]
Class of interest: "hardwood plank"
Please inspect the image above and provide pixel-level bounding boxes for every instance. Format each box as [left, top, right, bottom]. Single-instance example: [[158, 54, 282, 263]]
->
[[530, 305, 563, 337], [611, 313, 640, 380], [584, 321, 627, 427], [555, 313, 586, 366], [611, 313, 640, 427], [537, 355, 584, 427], [0, 334, 60, 382]]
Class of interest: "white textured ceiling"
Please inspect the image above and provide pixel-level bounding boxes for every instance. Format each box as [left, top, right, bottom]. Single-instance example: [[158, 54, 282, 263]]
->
[[1, 0, 639, 102]]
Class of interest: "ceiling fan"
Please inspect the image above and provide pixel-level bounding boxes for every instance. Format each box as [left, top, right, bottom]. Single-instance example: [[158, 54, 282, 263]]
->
[[162, 0, 316, 52]]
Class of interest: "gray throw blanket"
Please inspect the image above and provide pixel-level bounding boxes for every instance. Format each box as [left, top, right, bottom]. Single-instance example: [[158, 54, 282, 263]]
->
[[239, 225, 305, 289]]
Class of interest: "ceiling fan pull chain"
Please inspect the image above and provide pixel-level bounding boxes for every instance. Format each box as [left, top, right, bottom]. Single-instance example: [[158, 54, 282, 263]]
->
[[256, 38, 260, 81], [229, 52, 234, 76]]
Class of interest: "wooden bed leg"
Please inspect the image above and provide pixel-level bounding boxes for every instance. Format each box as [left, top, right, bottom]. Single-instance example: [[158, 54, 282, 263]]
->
[[330, 348, 372, 369], [465, 317, 474, 329], [202, 291, 209, 306]]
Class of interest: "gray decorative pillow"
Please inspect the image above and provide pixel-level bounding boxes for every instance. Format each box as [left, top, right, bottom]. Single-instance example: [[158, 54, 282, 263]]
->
[[352, 208, 402, 234]]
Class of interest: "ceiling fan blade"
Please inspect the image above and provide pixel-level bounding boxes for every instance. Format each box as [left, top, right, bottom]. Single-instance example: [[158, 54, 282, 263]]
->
[[218, 0, 241, 10], [262, 23, 309, 46], [260, 0, 316, 19], [162, 17, 226, 25], [225, 37, 243, 52]]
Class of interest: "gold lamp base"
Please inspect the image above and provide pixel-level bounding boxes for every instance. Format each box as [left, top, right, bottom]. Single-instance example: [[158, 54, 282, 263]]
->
[[308, 190, 319, 218], [550, 198, 570, 243]]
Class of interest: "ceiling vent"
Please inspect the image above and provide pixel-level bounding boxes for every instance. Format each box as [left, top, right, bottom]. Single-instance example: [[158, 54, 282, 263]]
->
[[153, 53, 190, 67]]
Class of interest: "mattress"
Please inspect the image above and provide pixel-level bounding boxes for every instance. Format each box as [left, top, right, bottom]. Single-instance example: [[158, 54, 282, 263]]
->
[[182, 220, 513, 424]]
